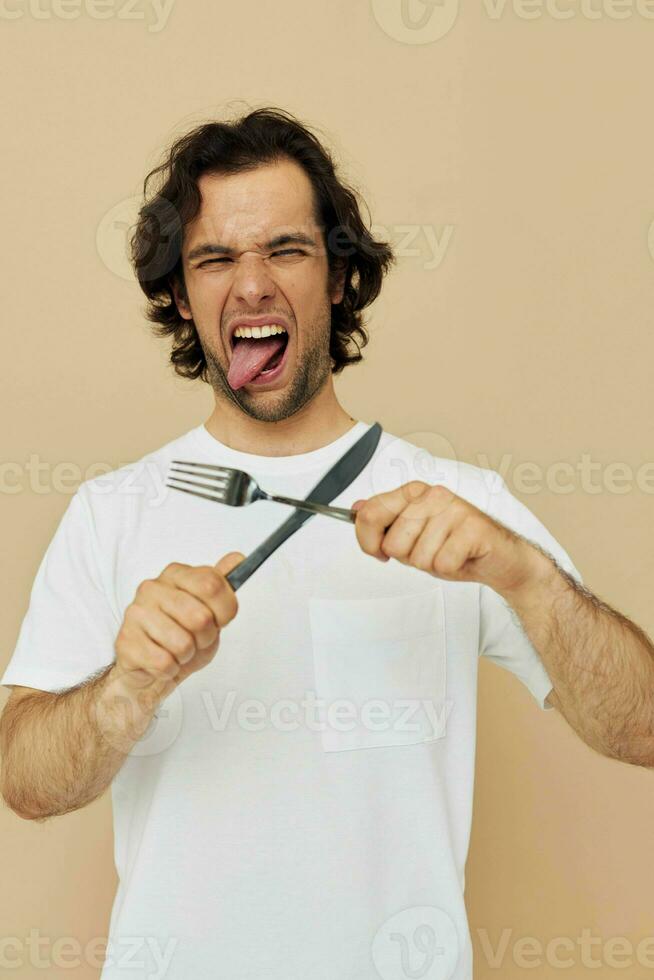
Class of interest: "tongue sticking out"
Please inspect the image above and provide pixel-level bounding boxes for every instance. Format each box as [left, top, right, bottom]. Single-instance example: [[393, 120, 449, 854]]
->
[[227, 335, 287, 391]]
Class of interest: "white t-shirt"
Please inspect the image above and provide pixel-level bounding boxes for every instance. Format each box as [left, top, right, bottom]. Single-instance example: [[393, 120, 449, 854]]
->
[[2, 421, 582, 980]]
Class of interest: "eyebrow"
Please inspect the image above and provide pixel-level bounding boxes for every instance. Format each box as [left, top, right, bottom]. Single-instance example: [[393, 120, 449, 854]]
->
[[186, 232, 318, 263]]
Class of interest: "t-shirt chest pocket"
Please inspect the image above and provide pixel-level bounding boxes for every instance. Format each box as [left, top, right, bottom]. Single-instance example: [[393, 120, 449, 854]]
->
[[308, 587, 448, 752]]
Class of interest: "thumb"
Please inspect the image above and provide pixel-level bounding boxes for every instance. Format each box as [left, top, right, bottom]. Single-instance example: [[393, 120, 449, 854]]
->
[[214, 551, 246, 579]]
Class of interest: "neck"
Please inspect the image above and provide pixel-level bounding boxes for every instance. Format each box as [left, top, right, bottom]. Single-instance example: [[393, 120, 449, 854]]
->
[[203, 380, 357, 457]]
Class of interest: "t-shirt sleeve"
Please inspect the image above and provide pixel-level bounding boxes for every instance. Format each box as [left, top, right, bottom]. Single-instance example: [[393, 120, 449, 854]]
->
[[1, 483, 120, 694], [477, 471, 584, 712]]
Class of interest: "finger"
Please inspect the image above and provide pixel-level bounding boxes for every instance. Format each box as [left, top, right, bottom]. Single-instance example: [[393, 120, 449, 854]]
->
[[133, 578, 218, 650], [390, 485, 460, 556], [355, 481, 431, 559], [380, 511, 430, 562], [159, 562, 239, 627], [117, 619, 187, 681], [128, 603, 197, 666], [379, 492, 458, 560], [406, 515, 452, 571], [215, 551, 246, 581], [431, 525, 477, 580], [133, 634, 184, 682], [155, 586, 219, 649]]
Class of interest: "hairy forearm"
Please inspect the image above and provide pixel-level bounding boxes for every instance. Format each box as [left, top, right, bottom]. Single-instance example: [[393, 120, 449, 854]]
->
[[501, 546, 654, 767], [0, 664, 161, 821]]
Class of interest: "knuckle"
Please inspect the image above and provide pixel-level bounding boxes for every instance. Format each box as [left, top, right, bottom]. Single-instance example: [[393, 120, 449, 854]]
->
[[355, 529, 371, 553], [221, 594, 239, 625], [413, 554, 433, 573], [433, 555, 455, 576], [186, 606, 214, 631], [135, 578, 155, 600], [151, 648, 175, 673], [122, 604, 138, 625], [171, 633, 195, 659], [427, 483, 451, 502], [405, 480, 430, 500], [427, 482, 445, 496], [114, 631, 129, 659], [197, 571, 223, 599]]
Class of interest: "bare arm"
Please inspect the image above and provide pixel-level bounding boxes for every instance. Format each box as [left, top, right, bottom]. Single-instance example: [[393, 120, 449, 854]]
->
[[0, 551, 244, 822], [352, 480, 654, 769], [502, 547, 654, 768], [0, 664, 162, 821]]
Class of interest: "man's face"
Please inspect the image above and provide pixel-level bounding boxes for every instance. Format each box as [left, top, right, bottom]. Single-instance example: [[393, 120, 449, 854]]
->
[[175, 159, 345, 423]]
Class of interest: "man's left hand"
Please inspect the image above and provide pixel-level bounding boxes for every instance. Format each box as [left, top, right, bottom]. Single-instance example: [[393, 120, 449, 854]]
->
[[351, 481, 552, 599]]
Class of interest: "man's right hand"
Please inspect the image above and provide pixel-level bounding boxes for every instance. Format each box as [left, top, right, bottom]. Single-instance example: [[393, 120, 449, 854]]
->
[[112, 552, 245, 699]]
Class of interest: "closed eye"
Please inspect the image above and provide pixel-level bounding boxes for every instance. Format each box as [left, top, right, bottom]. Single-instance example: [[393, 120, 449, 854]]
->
[[198, 248, 305, 268]]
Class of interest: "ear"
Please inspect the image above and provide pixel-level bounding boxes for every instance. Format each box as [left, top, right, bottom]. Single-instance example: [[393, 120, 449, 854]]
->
[[329, 261, 347, 306], [171, 276, 193, 321]]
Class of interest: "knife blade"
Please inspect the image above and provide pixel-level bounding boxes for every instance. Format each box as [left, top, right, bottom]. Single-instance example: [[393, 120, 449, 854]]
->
[[225, 421, 383, 592]]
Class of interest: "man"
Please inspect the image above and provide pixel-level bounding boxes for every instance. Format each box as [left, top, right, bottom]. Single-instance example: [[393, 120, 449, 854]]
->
[[1, 107, 653, 980]]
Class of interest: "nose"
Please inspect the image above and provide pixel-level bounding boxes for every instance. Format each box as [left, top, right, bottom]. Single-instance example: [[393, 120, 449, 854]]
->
[[230, 251, 276, 307]]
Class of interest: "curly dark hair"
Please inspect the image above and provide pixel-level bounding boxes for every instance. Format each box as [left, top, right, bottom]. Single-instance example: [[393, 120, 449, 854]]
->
[[128, 106, 395, 382]]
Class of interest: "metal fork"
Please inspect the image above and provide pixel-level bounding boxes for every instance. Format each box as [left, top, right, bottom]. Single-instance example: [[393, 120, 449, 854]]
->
[[166, 460, 357, 523]]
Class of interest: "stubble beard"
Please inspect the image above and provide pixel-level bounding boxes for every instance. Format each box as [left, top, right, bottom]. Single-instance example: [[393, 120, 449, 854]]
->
[[199, 305, 334, 423]]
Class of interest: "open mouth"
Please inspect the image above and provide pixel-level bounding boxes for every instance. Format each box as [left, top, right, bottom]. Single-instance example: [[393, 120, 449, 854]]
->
[[227, 329, 290, 390]]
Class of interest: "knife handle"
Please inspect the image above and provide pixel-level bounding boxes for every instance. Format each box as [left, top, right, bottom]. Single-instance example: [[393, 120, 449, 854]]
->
[[266, 494, 356, 523]]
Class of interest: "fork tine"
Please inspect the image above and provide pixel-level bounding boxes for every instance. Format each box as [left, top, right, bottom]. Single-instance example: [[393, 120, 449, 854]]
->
[[166, 481, 225, 505], [167, 475, 227, 496], [170, 464, 228, 484], [171, 459, 233, 474]]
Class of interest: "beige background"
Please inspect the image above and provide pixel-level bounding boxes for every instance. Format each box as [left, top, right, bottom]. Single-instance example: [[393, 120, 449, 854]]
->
[[2, 1, 654, 977]]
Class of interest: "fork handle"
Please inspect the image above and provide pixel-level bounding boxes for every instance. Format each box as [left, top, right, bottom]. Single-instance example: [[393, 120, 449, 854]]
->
[[266, 493, 356, 523]]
